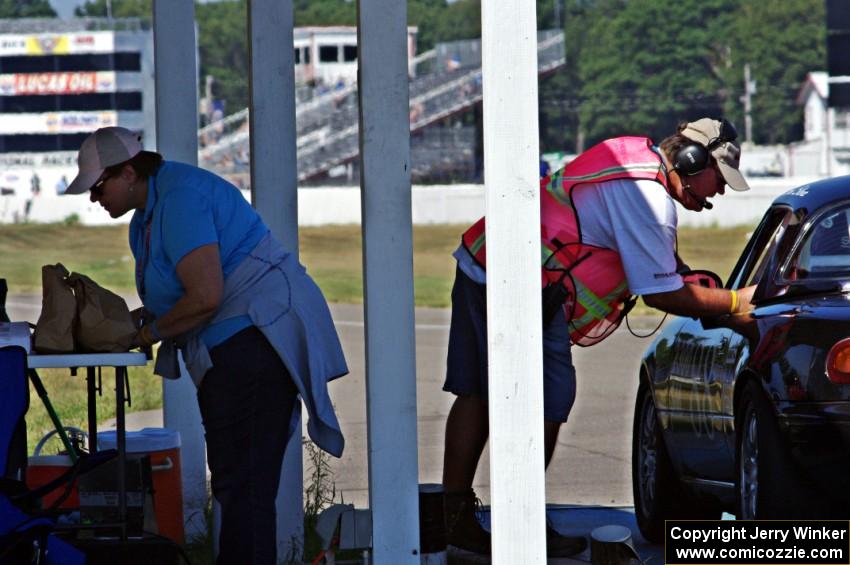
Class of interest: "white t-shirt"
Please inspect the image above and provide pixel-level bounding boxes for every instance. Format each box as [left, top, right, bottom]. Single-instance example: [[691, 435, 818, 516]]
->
[[456, 178, 684, 296], [573, 178, 683, 295]]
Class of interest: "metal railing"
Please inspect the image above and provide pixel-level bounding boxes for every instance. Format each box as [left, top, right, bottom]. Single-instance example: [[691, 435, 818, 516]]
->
[[198, 32, 565, 183]]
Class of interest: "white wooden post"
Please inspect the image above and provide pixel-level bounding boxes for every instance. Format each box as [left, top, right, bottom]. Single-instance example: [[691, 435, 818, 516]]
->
[[357, 1, 421, 562], [481, 1, 547, 563], [247, 0, 304, 560], [152, 0, 208, 541]]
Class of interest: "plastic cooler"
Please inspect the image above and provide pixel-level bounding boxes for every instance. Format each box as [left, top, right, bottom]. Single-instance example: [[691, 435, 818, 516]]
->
[[26, 454, 80, 509], [98, 427, 185, 544]]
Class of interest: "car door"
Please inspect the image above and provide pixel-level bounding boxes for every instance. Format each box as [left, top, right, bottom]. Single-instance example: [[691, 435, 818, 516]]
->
[[667, 206, 796, 481], [667, 318, 735, 479]]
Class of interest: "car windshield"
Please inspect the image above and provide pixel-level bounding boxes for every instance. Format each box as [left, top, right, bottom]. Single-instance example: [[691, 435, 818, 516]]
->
[[788, 203, 850, 281]]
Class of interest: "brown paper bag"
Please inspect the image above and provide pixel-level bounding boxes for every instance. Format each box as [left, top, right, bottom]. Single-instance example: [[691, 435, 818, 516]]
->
[[68, 272, 136, 353], [32, 263, 77, 353]]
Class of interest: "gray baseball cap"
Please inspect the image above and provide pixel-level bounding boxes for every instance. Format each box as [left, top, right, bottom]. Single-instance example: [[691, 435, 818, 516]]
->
[[65, 127, 143, 195], [681, 118, 750, 191]]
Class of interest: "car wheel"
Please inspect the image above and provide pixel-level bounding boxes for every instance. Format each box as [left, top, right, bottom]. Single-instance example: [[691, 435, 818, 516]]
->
[[633, 384, 721, 543], [736, 385, 761, 519], [736, 381, 820, 519]]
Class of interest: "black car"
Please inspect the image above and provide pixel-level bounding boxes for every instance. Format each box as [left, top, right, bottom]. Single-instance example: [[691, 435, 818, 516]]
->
[[632, 175, 850, 542]]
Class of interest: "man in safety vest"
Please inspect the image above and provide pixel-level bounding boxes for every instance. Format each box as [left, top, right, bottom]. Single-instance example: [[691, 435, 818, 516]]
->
[[442, 118, 756, 556]]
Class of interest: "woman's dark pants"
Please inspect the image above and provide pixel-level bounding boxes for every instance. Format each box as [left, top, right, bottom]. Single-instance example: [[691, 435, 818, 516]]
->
[[198, 326, 299, 565]]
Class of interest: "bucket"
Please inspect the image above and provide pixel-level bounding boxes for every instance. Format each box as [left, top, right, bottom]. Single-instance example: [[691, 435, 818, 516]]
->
[[99, 427, 184, 544], [590, 524, 641, 565], [26, 454, 79, 509]]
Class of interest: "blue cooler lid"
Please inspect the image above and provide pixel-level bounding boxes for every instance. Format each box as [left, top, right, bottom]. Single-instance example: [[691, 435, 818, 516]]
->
[[98, 427, 181, 453]]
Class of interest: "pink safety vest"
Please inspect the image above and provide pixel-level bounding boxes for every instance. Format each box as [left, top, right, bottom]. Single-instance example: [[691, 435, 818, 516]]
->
[[462, 136, 668, 346]]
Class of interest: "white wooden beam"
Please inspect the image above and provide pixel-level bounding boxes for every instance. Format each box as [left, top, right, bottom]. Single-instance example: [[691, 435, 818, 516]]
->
[[481, 1, 547, 563], [152, 0, 208, 541], [247, 0, 304, 560], [357, 1, 420, 562], [249, 0, 299, 248]]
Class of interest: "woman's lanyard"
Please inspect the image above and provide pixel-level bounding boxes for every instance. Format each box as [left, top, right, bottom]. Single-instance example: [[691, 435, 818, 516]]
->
[[136, 218, 152, 300]]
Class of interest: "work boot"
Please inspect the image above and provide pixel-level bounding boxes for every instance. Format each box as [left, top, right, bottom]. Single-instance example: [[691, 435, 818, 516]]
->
[[444, 488, 491, 554], [546, 523, 588, 558]]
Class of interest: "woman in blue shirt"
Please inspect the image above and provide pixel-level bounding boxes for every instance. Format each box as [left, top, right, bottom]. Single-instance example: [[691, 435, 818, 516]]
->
[[66, 127, 348, 564]]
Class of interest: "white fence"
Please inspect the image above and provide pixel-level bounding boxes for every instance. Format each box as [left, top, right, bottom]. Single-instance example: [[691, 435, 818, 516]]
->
[[0, 176, 829, 228]]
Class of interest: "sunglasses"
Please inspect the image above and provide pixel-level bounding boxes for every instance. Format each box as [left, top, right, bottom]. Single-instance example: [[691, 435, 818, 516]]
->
[[705, 118, 738, 151], [89, 174, 109, 198]]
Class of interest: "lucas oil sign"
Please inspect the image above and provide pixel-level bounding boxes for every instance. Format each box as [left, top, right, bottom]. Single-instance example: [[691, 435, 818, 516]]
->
[[0, 72, 116, 96]]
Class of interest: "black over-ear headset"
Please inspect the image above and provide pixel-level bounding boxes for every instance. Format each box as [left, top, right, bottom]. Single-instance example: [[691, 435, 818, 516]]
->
[[671, 118, 739, 177]]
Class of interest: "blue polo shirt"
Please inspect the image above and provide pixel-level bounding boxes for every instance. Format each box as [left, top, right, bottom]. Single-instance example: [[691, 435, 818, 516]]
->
[[129, 161, 269, 348]]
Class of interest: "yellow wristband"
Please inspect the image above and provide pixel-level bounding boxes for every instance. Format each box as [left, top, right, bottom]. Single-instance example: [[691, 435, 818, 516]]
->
[[729, 289, 738, 314]]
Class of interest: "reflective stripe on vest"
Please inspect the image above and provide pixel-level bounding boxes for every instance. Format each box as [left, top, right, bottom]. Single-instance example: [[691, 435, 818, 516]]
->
[[461, 136, 668, 346]]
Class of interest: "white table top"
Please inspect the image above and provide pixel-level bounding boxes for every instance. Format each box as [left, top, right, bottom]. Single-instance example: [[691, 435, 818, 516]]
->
[[27, 352, 148, 369]]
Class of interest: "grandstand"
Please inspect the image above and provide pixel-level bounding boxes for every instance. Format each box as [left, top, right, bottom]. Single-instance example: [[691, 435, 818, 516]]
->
[[0, 19, 564, 210], [199, 30, 565, 186]]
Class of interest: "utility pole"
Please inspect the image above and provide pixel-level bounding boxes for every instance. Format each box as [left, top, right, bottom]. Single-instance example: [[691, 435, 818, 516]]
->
[[204, 74, 215, 124], [741, 63, 756, 143], [554, 0, 561, 28]]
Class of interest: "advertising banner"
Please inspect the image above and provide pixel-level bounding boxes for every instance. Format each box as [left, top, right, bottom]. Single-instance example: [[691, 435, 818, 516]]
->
[[0, 152, 76, 169], [0, 32, 115, 56], [0, 111, 119, 134], [0, 72, 117, 96]]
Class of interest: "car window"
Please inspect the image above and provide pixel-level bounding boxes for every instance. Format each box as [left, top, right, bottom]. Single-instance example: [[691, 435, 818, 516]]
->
[[728, 207, 793, 290], [787, 202, 850, 281]]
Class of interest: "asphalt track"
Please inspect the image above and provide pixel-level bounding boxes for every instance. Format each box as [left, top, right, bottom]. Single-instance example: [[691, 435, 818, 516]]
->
[[323, 303, 655, 508]]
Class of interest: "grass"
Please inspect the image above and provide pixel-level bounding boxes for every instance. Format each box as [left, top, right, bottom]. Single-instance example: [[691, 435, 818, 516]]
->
[[0, 223, 461, 306], [0, 223, 136, 293], [677, 224, 753, 284], [26, 365, 163, 455], [0, 222, 752, 308], [4, 221, 754, 452]]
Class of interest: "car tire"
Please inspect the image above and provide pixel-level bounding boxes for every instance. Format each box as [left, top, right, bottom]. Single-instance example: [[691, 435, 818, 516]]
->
[[632, 385, 718, 543], [736, 381, 822, 519]]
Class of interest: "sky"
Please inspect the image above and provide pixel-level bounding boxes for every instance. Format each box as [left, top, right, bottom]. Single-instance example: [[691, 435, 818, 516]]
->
[[48, 0, 83, 19]]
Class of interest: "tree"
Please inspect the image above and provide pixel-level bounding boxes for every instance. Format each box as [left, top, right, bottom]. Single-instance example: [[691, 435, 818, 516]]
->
[[196, 0, 247, 112], [551, 0, 824, 147], [577, 0, 736, 145], [66, 0, 828, 148], [74, 0, 150, 18], [723, 0, 825, 144], [409, 0, 452, 52], [293, 0, 355, 26], [538, 0, 604, 153], [74, 0, 249, 112], [428, 0, 480, 45], [0, 0, 55, 17]]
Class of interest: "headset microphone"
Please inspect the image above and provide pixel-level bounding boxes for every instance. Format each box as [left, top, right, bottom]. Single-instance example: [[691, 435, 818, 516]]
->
[[684, 185, 713, 210]]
